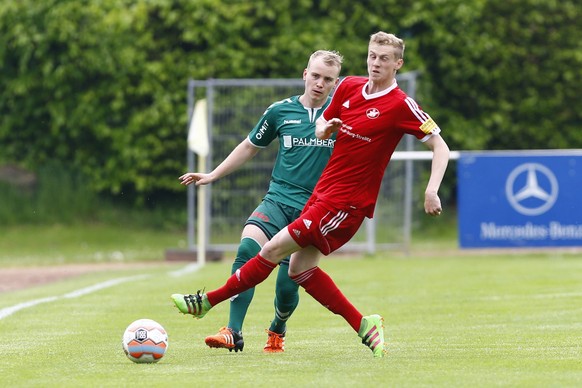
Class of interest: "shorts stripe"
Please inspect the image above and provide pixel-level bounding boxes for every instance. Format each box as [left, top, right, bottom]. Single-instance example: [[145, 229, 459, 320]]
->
[[321, 210, 348, 236]]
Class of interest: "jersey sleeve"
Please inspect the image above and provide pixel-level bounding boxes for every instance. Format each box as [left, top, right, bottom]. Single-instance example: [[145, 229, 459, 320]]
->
[[399, 96, 442, 142], [247, 104, 280, 147]]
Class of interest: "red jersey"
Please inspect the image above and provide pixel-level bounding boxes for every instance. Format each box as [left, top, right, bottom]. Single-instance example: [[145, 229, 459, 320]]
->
[[315, 76, 441, 218]]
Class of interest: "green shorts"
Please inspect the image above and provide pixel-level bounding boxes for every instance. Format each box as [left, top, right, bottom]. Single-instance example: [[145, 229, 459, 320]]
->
[[245, 198, 303, 266]]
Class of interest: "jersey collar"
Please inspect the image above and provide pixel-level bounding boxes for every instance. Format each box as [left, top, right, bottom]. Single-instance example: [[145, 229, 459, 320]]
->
[[362, 79, 398, 100]]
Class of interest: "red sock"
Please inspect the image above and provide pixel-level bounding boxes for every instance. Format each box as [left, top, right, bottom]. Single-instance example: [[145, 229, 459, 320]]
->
[[206, 254, 276, 306], [291, 267, 363, 332]]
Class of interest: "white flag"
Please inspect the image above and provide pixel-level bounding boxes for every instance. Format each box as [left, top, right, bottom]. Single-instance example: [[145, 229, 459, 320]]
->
[[187, 99, 209, 157]]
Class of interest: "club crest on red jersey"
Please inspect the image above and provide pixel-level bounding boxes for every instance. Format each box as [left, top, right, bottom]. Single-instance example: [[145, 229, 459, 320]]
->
[[366, 108, 380, 119]]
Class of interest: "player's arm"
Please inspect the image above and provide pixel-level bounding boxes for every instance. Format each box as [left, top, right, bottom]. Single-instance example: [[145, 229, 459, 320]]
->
[[315, 116, 342, 140], [179, 139, 260, 186], [422, 134, 450, 216]]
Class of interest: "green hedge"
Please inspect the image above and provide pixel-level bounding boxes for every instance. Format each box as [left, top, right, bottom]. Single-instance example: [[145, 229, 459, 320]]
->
[[1, 0, 580, 205]]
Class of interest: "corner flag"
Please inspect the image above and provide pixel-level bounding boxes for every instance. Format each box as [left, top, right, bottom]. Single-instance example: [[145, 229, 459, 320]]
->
[[187, 99, 209, 157], [186, 98, 209, 265]]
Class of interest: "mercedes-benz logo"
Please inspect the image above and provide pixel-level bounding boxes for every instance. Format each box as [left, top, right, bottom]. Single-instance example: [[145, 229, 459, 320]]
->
[[505, 163, 558, 216]]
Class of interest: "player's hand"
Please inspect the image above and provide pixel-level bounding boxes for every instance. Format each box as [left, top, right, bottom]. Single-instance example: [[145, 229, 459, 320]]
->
[[316, 118, 342, 139], [178, 172, 213, 186], [424, 191, 443, 217], [326, 118, 342, 134]]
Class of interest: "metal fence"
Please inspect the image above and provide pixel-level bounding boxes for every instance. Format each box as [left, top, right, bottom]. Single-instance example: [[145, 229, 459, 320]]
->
[[186, 72, 426, 254]]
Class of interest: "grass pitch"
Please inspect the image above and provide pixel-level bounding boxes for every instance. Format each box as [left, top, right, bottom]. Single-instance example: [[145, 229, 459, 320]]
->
[[1, 252, 581, 387]]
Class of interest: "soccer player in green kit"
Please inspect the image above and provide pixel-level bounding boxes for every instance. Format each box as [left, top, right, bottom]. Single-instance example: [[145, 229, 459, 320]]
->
[[178, 50, 343, 353]]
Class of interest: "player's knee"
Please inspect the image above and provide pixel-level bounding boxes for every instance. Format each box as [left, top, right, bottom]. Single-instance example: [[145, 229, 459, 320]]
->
[[288, 267, 300, 279], [260, 243, 284, 262], [233, 237, 261, 267]]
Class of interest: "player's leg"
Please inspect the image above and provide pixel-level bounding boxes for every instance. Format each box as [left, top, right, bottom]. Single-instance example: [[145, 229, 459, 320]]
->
[[172, 197, 302, 317], [205, 225, 266, 352], [286, 205, 387, 357], [289, 248, 385, 357], [264, 257, 299, 353], [271, 259, 299, 334], [172, 226, 300, 316], [261, 202, 302, 352], [205, 228, 299, 305], [227, 226, 267, 333], [286, 204, 363, 331], [171, 197, 296, 313], [289, 247, 360, 330]]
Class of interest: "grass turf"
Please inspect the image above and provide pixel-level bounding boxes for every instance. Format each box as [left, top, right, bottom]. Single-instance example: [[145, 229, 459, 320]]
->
[[0, 224, 187, 266], [1, 253, 581, 387]]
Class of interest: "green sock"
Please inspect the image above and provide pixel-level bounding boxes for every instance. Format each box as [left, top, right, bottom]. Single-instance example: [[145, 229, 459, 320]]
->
[[227, 237, 261, 333], [269, 262, 299, 334]]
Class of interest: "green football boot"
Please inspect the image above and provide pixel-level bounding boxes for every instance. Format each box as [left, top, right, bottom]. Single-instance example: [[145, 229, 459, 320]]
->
[[171, 291, 212, 319], [358, 314, 387, 358]]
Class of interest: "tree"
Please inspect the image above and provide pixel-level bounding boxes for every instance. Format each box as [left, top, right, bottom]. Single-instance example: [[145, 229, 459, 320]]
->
[[1, 0, 580, 206]]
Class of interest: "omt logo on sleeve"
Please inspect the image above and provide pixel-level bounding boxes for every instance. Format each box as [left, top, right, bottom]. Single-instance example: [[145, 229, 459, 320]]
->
[[457, 151, 582, 248]]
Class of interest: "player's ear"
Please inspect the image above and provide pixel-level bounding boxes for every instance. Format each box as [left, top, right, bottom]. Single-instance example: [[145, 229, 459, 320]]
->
[[395, 59, 404, 70], [303, 68, 308, 80]]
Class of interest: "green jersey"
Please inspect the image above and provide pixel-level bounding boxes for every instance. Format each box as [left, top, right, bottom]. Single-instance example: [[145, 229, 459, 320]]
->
[[248, 95, 335, 210]]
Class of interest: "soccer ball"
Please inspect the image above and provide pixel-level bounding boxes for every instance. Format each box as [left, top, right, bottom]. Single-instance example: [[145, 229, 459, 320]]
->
[[122, 319, 168, 363]]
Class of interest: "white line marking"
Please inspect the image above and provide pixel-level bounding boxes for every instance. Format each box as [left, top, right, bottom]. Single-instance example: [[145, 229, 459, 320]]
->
[[63, 275, 150, 298], [169, 263, 201, 277], [0, 296, 59, 320], [0, 263, 202, 321], [478, 292, 582, 301], [0, 275, 149, 320]]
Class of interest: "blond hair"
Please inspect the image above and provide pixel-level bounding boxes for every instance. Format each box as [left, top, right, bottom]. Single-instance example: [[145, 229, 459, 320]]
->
[[369, 32, 405, 60], [307, 50, 343, 70]]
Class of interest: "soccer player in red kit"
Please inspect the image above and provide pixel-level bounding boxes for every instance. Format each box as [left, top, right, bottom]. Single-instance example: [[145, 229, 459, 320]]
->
[[172, 31, 450, 358]]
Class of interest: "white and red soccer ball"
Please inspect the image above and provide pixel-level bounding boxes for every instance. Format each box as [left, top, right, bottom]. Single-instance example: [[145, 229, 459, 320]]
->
[[122, 319, 168, 363]]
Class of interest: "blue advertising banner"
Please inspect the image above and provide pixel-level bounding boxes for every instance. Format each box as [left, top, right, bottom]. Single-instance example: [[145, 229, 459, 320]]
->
[[458, 151, 582, 248]]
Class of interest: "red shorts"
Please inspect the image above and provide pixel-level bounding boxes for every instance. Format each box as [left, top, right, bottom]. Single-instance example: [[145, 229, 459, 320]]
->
[[287, 197, 366, 255]]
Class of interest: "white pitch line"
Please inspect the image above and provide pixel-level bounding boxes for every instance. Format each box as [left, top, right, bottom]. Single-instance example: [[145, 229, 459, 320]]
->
[[476, 291, 582, 301], [168, 262, 201, 277], [63, 275, 150, 298], [0, 296, 59, 321], [0, 263, 202, 321], [0, 275, 149, 321]]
